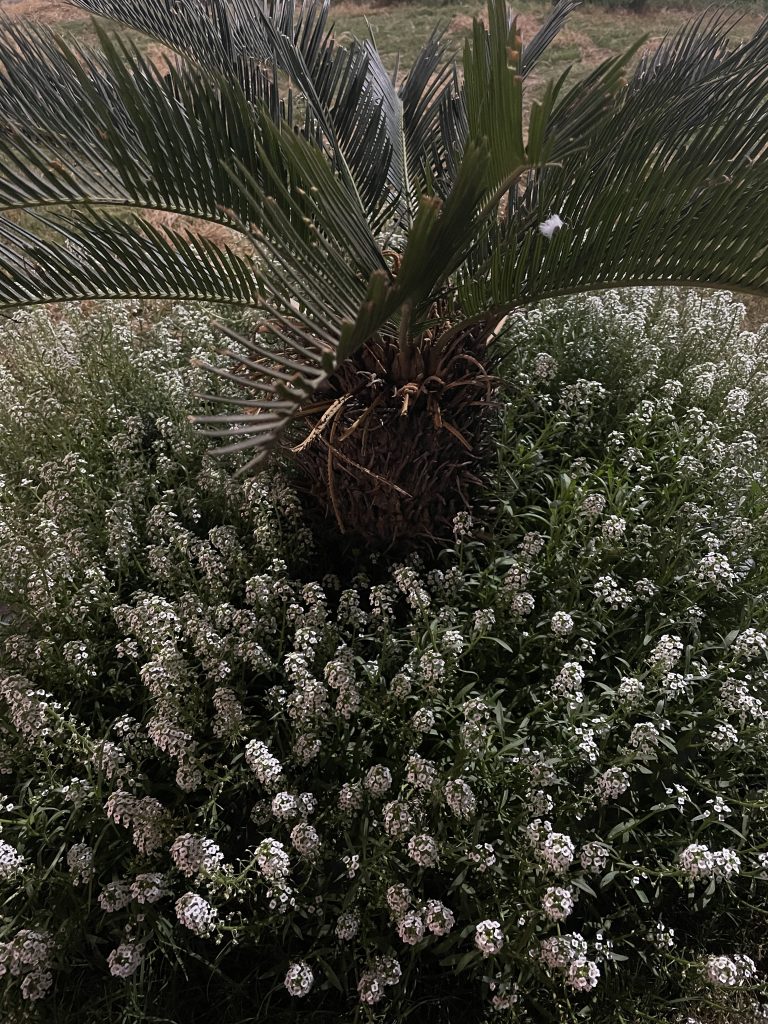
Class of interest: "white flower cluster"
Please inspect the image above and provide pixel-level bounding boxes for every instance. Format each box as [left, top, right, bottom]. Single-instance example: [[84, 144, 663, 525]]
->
[[704, 953, 756, 987], [444, 778, 477, 819], [648, 634, 684, 673], [678, 843, 741, 881], [0, 839, 24, 880], [357, 955, 402, 1005], [474, 920, 505, 957], [694, 551, 736, 590], [170, 834, 224, 877], [174, 892, 217, 936], [550, 611, 574, 637], [542, 885, 574, 922], [0, 929, 54, 1001], [107, 942, 143, 979], [244, 739, 283, 790], [533, 828, 575, 875], [284, 960, 314, 997], [539, 932, 600, 992]]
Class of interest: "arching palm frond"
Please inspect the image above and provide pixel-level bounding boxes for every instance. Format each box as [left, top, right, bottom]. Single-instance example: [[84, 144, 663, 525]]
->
[[459, 13, 768, 316]]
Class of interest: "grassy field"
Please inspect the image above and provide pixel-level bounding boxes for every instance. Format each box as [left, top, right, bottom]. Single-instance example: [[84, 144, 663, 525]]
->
[[9, 0, 767, 78], [6, 0, 768, 326]]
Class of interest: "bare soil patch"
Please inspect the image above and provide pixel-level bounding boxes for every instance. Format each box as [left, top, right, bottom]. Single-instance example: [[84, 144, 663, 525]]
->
[[3, 0, 75, 23]]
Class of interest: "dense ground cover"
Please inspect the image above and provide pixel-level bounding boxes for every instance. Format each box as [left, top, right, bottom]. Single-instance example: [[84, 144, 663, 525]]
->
[[1, 290, 768, 1022]]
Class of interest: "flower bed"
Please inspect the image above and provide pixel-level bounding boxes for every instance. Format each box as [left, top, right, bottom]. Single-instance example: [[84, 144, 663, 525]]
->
[[0, 290, 767, 1023]]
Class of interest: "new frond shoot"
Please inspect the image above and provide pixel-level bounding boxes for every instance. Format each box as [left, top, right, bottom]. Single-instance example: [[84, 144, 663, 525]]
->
[[0, 0, 766, 546]]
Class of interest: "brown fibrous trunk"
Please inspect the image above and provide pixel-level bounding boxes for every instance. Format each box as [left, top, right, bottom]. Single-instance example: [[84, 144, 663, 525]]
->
[[288, 320, 497, 549]]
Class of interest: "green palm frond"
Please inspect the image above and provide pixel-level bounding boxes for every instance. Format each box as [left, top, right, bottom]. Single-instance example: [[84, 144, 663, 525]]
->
[[67, 0, 410, 222], [459, 12, 768, 314]]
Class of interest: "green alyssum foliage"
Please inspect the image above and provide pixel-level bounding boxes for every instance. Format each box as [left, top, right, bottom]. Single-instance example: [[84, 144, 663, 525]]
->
[[1, 290, 768, 1023]]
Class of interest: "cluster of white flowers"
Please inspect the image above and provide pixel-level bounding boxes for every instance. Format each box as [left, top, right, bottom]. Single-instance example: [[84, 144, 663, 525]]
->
[[365, 764, 393, 796], [648, 634, 684, 673], [536, 830, 575, 875], [539, 932, 600, 992], [0, 839, 24, 880], [357, 955, 402, 1005], [694, 551, 736, 590], [0, 929, 54, 1001], [444, 778, 477, 819], [595, 767, 631, 806], [107, 942, 143, 979], [244, 739, 283, 789], [678, 843, 741, 881], [284, 960, 314, 997], [704, 953, 756, 987], [407, 833, 439, 868], [601, 515, 627, 544], [550, 611, 574, 637], [255, 838, 291, 882], [174, 892, 217, 936], [170, 834, 224, 877], [474, 920, 505, 957], [542, 885, 575, 922], [593, 574, 634, 610]]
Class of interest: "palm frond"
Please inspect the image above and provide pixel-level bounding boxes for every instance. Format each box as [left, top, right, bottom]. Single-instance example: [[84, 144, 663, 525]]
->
[[0, 209, 261, 308], [521, 0, 582, 77], [458, 10, 768, 314], [398, 32, 465, 199], [66, 0, 410, 223]]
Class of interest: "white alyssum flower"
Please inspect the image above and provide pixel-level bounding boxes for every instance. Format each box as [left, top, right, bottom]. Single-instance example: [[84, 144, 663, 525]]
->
[[732, 628, 768, 661], [539, 932, 589, 972], [386, 884, 414, 918], [169, 834, 224, 877], [397, 909, 425, 945], [0, 839, 24, 879], [130, 872, 169, 904], [107, 942, 143, 979], [405, 753, 437, 791], [538, 831, 575, 875], [694, 551, 736, 590], [411, 707, 435, 733], [601, 515, 627, 544], [66, 842, 93, 885], [648, 634, 684, 673], [444, 778, 477, 819], [335, 911, 360, 941], [425, 900, 455, 936], [550, 611, 575, 637], [705, 953, 756, 987], [383, 799, 415, 839], [580, 841, 610, 873], [567, 957, 601, 992], [244, 739, 283, 790], [290, 822, 321, 859], [175, 892, 217, 936], [364, 764, 393, 796], [284, 960, 314, 997], [542, 885, 574, 922], [596, 766, 630, 803], [255, 838, 291, 882], [475, 920, 505, 957], [407, 833, 439, 868]]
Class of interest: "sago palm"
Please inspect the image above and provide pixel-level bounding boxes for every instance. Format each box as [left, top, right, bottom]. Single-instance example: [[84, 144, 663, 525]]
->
[[0, 0, 767, 546]]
